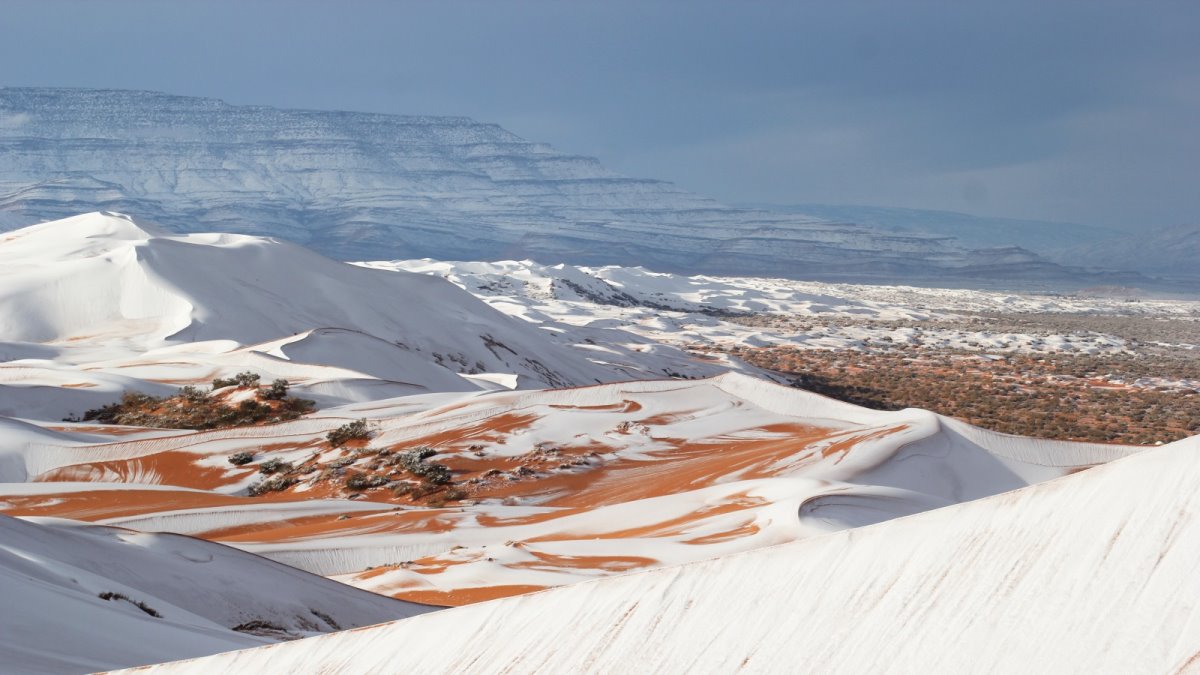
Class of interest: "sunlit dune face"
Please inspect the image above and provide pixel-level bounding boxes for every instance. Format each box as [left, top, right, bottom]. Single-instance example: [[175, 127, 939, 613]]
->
[[0, 380, 1029, 609]]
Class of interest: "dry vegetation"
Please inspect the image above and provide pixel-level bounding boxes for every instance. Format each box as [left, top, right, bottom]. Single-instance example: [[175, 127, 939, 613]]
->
[[69, 372, 315, 430], [724, 345, 1199, 445]]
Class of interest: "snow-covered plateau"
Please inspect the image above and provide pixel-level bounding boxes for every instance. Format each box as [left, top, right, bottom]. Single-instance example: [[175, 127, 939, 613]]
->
[[0, 87, 1152, 287]]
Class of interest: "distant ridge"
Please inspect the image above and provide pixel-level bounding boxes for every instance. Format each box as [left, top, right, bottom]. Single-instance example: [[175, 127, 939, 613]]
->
[[749, 203, 1124, 252], [0, 87, 1145, 287]]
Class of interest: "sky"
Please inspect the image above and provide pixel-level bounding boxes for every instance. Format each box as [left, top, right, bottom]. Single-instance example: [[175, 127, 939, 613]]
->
[[2, 0, 1197, 230]]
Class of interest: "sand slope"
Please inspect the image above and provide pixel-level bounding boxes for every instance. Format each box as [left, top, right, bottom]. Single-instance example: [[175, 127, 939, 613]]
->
[[131, 434, 1200, 674]]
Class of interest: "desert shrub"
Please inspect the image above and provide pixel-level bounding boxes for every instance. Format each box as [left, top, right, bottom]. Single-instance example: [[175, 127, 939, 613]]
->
[[227, 451, 255, 466], [248, 475, 299, 496], [397, 447, 451, 484], [69, 384, 316, 431], [258, 458, 293, 475], [213, 371, 261, 389], [328, 456, 357, 469], [410, 482, 442, 499], [80, 391, 161, 424], [259, 379, 290, 401], [345, 473, 389, 491], [327, 419, 371, 447], [177, 385, 209, 402]]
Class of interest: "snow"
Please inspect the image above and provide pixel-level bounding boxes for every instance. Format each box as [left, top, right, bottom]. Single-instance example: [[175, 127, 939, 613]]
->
[[0, 515, 428, 674], [0, 213, 736, 421], [133, 435, 1200, 674], [0, 211, 1192, 672], [0, 370, 1135, 603], [365, 258, 1198, 359]]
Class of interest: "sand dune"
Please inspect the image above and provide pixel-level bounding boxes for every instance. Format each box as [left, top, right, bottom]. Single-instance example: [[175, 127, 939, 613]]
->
[[130, 434, 1200, 674]]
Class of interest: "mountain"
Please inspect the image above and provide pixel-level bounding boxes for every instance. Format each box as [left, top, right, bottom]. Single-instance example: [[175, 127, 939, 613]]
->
[[0, 87, 1138, 286], [0, 515, 426, 674], [1054, 223, 1200, 283], [752, 203, 1125, 252], [130, 434, 1200, 674]]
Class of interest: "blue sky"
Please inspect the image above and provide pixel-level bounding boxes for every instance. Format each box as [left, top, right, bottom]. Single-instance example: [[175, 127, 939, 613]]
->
[[3, 0, 1197, 229]]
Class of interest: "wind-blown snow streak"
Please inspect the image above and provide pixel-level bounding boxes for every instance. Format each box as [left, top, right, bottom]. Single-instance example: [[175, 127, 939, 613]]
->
[[132, 435, 1200, 674]]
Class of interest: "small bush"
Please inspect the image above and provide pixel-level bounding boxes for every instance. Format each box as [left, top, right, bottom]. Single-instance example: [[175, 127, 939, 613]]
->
[[345, 473, 389, 491], [259, 378, 291, 401], [178, 385, 209, 402], [248, 475, 299, 496], [80, 391, 161, 424], [258, 458, 293, 475], [327, 419, 371, 447], [213, 371, 261, 389], [228, 451, 255, 466], [396, 447, 451, 484]]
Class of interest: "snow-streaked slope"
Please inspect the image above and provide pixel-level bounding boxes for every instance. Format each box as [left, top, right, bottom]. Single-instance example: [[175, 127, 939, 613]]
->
[[0, 515, 429, 674], [133, 434, 1200, 675], [3, 373, 1138, 606], [0, 213, 738, 419], [0, 87, 1130, 286]]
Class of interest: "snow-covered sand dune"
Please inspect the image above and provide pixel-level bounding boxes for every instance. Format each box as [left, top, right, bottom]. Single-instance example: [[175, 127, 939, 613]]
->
[[0, 213, 740, 420], [1, 373, 1139, 606], [0, 211, 1190, 672], [0, 515, 428, 674], [131, 434, 1200, 674]]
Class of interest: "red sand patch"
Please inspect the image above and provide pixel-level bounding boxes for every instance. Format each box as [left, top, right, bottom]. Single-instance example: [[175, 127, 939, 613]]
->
[[509, 550, 657, 572], [38, 451, 237, 490], [0, 489, 252, 521], [392, 584, 549, 607]]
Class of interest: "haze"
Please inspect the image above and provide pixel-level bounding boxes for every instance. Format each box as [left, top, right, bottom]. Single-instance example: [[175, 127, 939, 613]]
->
[[3, 0, 1196, 230]]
